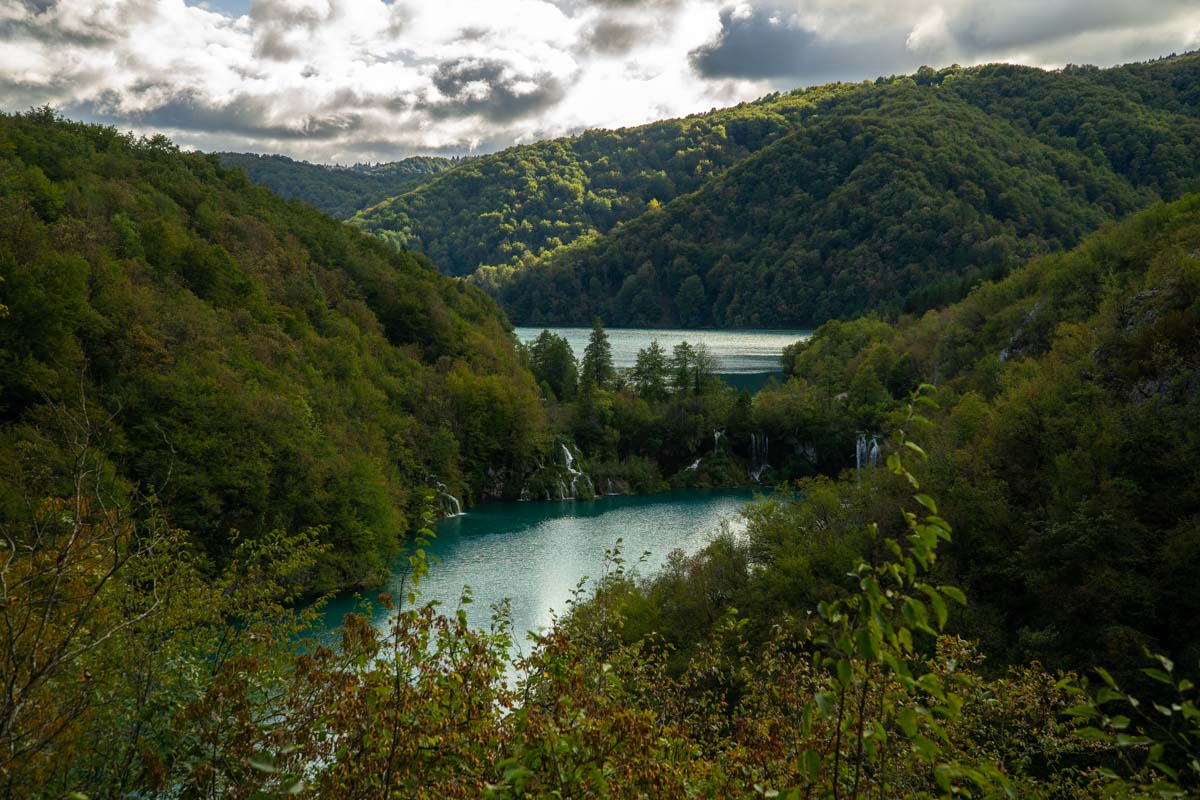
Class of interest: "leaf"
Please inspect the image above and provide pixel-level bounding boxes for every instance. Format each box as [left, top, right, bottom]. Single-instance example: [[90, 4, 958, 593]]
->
[[837, 658, 853, 688], [940, 585, 966, 605], [280, 776, 305, 795], [929, 591, 948, 630], [247, 754, 278, 774], [1142, 668, 1174, 686], [802, 748, 821, 780], [914, 493, 938, 513]]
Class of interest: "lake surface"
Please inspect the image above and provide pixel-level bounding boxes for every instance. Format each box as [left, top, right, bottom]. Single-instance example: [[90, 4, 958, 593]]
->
[[316, 489, 756, 647], [514, 327, 811, 387]]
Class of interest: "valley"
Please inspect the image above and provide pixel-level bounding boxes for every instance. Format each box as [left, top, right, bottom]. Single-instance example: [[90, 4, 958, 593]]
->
[[2, 40, 1199, 799]]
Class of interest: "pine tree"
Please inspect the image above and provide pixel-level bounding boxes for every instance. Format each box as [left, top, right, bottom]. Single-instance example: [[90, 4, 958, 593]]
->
[[580, 317, 615, 389]]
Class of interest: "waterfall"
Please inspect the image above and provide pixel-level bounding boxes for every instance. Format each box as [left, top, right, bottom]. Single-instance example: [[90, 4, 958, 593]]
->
[[434, 480, 464, 517], [559, 442, 595, 499], [713, 429, 725, 453], [687, 457, 702, 471], [606, 478, 619, 496], [855, 433, 882, 473], [749, 432, 771, 482], [519, 486, 531, 502]]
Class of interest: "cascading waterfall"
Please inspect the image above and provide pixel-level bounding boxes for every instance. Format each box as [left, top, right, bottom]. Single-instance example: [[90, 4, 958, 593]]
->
[[560, 442, 595, 499], [855, 433, 882, 474], [713, 429, 724, 453], [433, 480, 464, 517], [749, 431, 771, 482], [687, 457, 703, 471]]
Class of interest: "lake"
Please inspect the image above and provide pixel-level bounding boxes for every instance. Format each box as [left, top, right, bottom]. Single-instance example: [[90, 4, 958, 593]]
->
[[514, 327, 811, 393], [315, 489, 757, 648]]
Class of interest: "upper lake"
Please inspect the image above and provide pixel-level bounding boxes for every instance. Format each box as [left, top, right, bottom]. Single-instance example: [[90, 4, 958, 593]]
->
[[514, 327, 811, 391]]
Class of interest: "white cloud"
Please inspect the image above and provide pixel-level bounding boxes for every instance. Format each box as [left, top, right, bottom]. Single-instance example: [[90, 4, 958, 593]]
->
[[0, 0, 1196, 162]]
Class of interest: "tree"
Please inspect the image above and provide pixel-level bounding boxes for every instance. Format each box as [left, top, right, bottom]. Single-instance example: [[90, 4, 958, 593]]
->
[[529, 329, 578, 401], [631, 340, 669, 402], [670, 341, 719, 395], [579, 317, 615, 389]]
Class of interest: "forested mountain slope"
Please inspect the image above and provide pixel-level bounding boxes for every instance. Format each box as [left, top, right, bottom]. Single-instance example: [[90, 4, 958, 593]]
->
[[630, 194, 1200, 677], [217, 151, 456, 219], [0, 110, 547, 592], [354, 53, 1200, 327], [351, 83, 848, 273]]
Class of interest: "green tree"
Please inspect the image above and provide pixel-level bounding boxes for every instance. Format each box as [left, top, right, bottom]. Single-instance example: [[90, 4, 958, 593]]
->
[[631, 340, 669, 402], [579, 317, 615, 389], [529, 329, 578, 401]]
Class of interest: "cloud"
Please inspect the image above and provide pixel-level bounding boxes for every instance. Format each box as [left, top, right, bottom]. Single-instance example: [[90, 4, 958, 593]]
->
[[426, 57, 570, 122], [689, 5, 917, 81], [0, 0, 1197, 162]]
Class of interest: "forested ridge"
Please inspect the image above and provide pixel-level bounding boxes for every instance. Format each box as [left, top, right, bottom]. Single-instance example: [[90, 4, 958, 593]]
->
[[0, 109, 547, 593], [216, 152, 458, 220], [5, 197, 1200, 798], [350, 53, 1200, 328]]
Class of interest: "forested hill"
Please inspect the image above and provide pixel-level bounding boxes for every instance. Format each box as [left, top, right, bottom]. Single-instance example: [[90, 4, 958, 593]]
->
[[653, 193, 1200, 677], [217, 151, 457, 219], [352, 52, 1200, 328], [0, 110, 547, 592]]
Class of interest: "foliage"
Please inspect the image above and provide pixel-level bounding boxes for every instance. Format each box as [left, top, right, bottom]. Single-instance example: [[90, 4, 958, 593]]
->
[[350, 54, 1200, 327], [0, 109, 548, 592], [642, 195, 1200, 677], [216, 152, 457, 219], [580, 317, 616, 389]]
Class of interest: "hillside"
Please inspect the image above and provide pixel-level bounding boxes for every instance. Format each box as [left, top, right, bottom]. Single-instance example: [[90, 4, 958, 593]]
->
[[351, 85, 839, 273], [353, 53, 1200, 327], [0, 109, 547, 592], [217, 151, 457, 219], [623, 194, 1200, 677]]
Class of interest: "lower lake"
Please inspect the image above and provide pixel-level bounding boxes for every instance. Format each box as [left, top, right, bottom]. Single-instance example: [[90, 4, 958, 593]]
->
[[315, 489, 758, 647]]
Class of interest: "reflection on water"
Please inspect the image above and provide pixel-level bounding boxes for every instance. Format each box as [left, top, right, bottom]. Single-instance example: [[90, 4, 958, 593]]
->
[[315, 490, 757, 646]]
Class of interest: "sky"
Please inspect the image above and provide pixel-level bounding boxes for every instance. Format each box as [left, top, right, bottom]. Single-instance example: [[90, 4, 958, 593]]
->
[[2, 0, 1199, 163]]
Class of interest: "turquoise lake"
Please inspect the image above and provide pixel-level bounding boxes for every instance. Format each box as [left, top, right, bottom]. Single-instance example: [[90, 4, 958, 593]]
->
[[316, 490, 758, 645], [514, 327, 811, 393]]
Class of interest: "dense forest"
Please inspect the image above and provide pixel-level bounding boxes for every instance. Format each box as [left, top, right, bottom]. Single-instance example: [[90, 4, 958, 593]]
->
[[4, 75, 1200, 796], [350, 53, 1200, 327], [611, 193, 1200, 677], [0, 109, 547, 593], [216, 152, 458, 220], [5, 191, 1199, 797]]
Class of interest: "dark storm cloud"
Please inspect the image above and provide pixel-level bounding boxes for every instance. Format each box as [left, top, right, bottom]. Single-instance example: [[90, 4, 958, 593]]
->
[[690, 7, 916, 82], [425, 58, 570, 123]]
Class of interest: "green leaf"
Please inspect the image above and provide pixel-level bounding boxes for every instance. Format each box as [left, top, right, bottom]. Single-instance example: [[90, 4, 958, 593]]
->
[[802, 748, 821, 780], [914, 493, 938, 513], [247, 754, 278, 774], [940, 585, 966, 605], [1142, 668, 1174, 686], [837, 658, 853, 688]]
